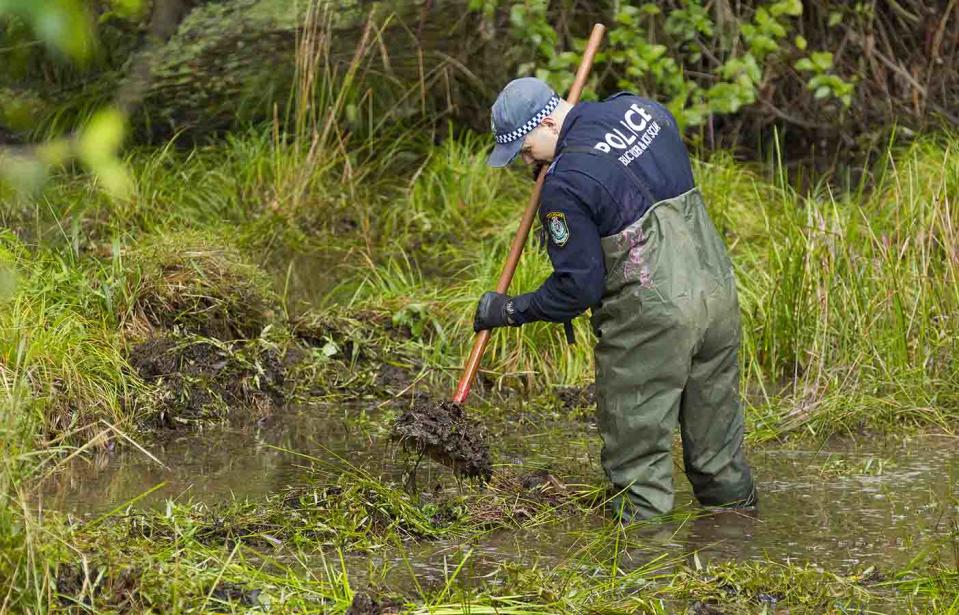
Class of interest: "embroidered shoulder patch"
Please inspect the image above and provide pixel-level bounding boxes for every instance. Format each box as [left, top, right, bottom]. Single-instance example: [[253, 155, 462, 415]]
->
[[545, 211, 570, 247]]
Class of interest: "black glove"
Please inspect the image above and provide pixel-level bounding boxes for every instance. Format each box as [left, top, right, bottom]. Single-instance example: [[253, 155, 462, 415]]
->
[[473, 291, 518, 332]]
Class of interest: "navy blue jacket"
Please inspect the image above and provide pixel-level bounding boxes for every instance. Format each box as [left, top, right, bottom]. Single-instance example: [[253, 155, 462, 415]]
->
[[510, 92, 695, 324]]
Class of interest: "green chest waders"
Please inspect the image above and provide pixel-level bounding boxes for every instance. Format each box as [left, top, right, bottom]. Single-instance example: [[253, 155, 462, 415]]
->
[[563, 148, 756, 520]]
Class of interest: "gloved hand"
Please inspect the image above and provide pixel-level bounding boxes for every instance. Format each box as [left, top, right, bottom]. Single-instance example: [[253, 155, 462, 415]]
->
[[473, 291, 518, 332]]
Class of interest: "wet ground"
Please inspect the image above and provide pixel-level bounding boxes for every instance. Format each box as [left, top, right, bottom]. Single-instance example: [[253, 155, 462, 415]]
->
[[264, 247, 354, 314], [39, 405, 958, 582]]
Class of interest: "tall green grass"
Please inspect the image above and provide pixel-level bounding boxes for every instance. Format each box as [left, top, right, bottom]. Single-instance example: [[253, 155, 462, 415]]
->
[[0, 232, 136, 445], [4, 0, 951, 443], [6, 125, 959, 439], [729, 137, 959, 438], [0, 238, 125, 611], [2, 6, 957, 610], [346, 133, 959, 438]]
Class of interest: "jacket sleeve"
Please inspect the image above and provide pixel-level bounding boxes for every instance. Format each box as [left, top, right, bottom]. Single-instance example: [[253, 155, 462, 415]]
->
[[510, 173, 606, 324]]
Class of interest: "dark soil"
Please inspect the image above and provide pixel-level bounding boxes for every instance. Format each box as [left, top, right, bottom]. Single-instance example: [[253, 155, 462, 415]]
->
[[129, 335, 289, 427], [210, 581, 261, 607], [391, 399, 492, 481], [55, 563, 143, 611], [556, 384, 595, 411], [375, 363, 417, 390], [691, 600, 726, 615], [345, 591, 402, 615], [518, 468, 565, 494]]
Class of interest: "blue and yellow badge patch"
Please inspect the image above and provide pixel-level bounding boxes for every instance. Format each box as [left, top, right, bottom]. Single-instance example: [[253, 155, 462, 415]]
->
[[545, 211, 570, 247]]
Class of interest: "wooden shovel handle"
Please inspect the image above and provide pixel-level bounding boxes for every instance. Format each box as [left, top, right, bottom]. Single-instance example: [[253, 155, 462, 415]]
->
[[453, 23, 606, 404]]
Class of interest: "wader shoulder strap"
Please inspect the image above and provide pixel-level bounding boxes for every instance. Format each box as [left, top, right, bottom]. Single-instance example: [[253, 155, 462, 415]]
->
[[550, 145, 657, 345], [553, 146, 659, 344], [560, 145, 657, 206]]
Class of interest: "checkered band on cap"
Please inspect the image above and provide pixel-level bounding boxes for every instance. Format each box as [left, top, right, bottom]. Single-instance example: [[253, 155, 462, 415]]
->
[[494, 95, 560, 144]]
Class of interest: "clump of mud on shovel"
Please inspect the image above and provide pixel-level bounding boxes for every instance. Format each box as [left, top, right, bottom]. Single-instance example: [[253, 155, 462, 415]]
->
[[391, 400, 492, 481]]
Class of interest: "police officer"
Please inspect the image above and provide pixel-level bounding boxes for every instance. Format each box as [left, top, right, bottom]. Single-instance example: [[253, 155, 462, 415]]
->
[[473, 77, 758, 520]]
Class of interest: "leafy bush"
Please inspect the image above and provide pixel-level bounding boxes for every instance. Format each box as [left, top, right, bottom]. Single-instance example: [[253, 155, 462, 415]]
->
[[485, 1, 854, 128], [7, 1, 955, 159]]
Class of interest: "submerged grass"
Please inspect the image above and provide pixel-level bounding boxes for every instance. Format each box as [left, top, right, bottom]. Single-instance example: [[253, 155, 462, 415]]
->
[[10, 468, 957, 613]]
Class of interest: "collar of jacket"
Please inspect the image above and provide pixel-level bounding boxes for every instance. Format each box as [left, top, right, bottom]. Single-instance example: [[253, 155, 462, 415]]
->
[[551, 91, 638, 159]]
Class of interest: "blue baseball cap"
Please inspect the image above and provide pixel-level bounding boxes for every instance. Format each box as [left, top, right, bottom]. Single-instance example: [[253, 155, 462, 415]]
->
[[487, 77, 560, 167]]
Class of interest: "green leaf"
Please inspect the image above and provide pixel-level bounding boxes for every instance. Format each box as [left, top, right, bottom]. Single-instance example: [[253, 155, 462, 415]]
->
[[508, 5, 525, 29], [643, 44, 667, 62], [321, 341, 339, 358], [615, 5, 640, 27], [0, 153, 47, 194], [0, 264, 16, 302], [794, 35, 807, 50], [0, 0, 95, 61], [36, 138, 71, 166], [749, 34, 779, 57], [706, 82, 750, 114], [78, 108, 126, 164], [77, 108, 132, 198], [639, 3, 661, 15], [771, 0, 803, 17], [90, 159, 131, 199], [811, 51, 834, 70], [109, 0, 145, 19]]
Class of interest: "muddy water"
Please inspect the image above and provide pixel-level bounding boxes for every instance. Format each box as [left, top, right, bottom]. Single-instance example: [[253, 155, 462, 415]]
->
[[39, 406, 957, 579], [265, 248, 353, 313]]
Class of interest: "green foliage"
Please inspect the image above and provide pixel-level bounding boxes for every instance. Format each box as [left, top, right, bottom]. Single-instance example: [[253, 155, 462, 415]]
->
[[75, 106, 132, 197], [486, 0, 857, 129], [0, 4, 956, 611], [1, 57, 957, 613], [0, 106, 132, 198], [794, 51, 855, 107], [391, 302, 437, 339], [0, 1, 134, 199], [509, 0, 556, 59], [0, 232, 138, 450], [0, 0, 96, 62], [10, 122, 959, 439]]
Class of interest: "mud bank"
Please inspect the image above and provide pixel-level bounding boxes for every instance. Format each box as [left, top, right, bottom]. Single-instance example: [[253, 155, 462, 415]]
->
[[118, 234, 426, 430], [123, 233, 278, 341], [129, 335, 291, 426]]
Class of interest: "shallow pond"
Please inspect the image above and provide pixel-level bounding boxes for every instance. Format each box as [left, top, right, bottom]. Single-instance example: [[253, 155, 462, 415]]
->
[[39, 404, 958, 583]]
